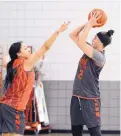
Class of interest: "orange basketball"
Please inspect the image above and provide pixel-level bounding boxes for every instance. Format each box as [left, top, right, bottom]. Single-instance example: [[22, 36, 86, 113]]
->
[[88, 9, 107, 27]]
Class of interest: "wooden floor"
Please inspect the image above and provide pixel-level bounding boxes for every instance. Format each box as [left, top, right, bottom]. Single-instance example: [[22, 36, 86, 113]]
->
[[26, 134, 119, 136], [0, 134, 120, 136]]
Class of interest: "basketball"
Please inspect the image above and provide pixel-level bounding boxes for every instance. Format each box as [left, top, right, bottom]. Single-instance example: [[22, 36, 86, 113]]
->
[[88, 9, 107, 27]]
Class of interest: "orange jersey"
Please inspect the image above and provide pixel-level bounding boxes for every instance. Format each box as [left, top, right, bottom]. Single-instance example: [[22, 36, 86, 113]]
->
[[1, 58, 35, 111]]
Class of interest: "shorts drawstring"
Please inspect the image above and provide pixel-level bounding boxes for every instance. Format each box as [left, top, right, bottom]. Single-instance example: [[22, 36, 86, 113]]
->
[[78, 97, 81, 110]]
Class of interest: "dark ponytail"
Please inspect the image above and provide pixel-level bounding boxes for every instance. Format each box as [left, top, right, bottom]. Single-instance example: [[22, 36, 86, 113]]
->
[[106, 30, 114, 37], [4, 41, 22, 93], [97, 29, 114, 47]]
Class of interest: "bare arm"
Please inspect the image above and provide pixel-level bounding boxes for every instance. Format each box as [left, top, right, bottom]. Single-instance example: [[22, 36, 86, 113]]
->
[[76, 23, 93, 58], [69, 12, 101, 58], [27, 31, 59, 63], [69, 24, 85, 43], [2, 56, 10, 68], [2, 59, 7, 68], [25, 22, 70, 68]]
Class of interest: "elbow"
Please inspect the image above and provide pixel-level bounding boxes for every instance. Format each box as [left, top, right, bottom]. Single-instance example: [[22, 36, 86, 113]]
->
[[69, 33, 78, 42], [69, 33, 73, 39]]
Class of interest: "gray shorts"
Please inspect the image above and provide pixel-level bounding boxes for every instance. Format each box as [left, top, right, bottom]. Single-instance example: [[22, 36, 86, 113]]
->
[[70, 96, 101, 128], [0, 103, 25, 135]]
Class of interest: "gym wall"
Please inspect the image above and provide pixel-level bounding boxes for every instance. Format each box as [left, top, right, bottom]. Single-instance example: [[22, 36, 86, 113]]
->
[[0, 0, 120, 131]]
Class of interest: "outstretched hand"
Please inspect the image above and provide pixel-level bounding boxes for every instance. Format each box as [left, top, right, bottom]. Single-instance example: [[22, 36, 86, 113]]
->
[[57, 21, 71, 33]]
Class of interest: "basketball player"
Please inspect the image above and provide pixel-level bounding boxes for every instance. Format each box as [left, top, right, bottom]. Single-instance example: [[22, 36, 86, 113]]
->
[[0, 22, 70, 136], [69, 12, 114, 136]]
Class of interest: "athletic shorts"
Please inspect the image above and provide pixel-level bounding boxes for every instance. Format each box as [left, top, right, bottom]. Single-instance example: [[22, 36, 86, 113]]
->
[[0, 103, 25, 135], [70, 96, 101, 128]]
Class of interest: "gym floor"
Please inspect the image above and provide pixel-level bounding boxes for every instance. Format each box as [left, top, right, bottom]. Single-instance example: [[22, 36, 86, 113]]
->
[[29, 134, 120, 136], [0, 133, 120, 136]]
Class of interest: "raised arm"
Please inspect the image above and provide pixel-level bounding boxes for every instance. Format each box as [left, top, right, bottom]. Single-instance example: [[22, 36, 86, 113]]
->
[[25, 22, 70, 68], [69, 12, 101, 58], [69, 24, 86, 43]]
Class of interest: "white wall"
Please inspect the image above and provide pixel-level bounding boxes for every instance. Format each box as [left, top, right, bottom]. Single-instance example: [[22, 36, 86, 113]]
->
[[0, 1, 120, 81]]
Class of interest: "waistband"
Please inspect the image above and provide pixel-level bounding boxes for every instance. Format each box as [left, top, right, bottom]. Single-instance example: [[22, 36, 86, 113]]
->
[[72, 94, 100, 100]]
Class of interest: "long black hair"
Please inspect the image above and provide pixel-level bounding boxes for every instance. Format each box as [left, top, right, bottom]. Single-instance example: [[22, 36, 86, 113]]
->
[[4, 41, 22, 92]]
